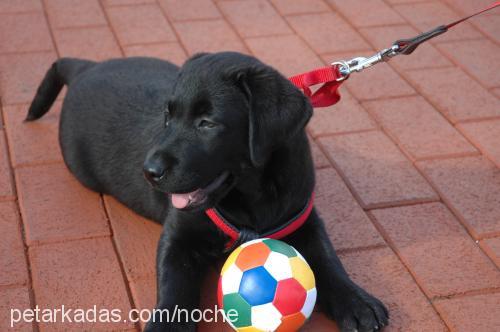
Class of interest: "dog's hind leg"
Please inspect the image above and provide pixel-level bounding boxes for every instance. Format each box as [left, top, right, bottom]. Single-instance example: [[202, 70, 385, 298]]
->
[[25, 58, 96, 121]]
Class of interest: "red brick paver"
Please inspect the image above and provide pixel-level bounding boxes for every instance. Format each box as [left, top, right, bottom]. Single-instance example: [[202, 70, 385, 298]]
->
[[218, 0, 291, 38], [308, 89, 377, 137], [104, 196, 161, 281], [471, 14, 500, 43], [434, 293, 500, 332], [458, 119, 500, 168], [418, 156, 500, 239], [0, 52, 57, 105], [0, 134, 14, 199], [16, 163, 111, 245], [246, 34, 323, 76], [341, 248, 447, 331], [270, 0, 329, 16], [103, 0, 156, 6], [315, 168, 385, 251], [1, 1, 499, 331], [0, 12, 53, 54], [287, 13, 370, 54], [29, 237, 135, 331], [371, 203, 500, 298], [129, 277, 156, 330], [363, 96, 477, 160], [53, 27, 122, 61], [480, 237, 500, 268], [309, 137, 330, 169], [174, 19, 247, 55], [3, 103, 62, 167], [319, 131, 438, 208], [405, 67, 500, 123], [45, 0, 107, 29], [159, 0, 221, 21], [106, 4, 177, 45], [328, 0, 406, 28], [437, 39, 500, 89], [0, 0, 42, 13], [0, 287, 34, 332], [340, 62, 416, 101], [0, 202, 29, 286]]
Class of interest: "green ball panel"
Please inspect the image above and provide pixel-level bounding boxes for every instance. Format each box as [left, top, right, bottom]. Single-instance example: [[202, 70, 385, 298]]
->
[[223, 293, 252, 328], [262, 239, 297, 258]]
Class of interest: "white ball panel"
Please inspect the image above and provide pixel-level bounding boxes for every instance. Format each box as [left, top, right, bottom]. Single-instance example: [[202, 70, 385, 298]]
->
[[221, 264, 243, 294], [300, 288, 317, 319], [251, 303, 283, 331], [263, 251, 293, 281]]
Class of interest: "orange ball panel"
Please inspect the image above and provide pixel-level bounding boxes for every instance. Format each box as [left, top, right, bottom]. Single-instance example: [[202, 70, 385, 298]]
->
[[235, 242, 271, 271], [277, 312, 306, 332]]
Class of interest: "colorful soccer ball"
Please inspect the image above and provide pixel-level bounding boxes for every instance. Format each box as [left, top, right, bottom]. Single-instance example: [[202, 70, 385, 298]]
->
[[218, 238, 316, 332]]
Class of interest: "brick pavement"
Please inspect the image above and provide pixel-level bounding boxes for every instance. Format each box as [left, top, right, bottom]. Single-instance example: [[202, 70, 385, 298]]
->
[[0, 0, 499, 331]]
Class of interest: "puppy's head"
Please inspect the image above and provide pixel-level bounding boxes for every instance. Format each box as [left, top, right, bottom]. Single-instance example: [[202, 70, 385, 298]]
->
[[143, 52, 313, 211]]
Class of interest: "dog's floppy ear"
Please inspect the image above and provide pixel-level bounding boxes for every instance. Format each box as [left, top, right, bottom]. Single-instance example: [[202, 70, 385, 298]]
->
[[232, 64, 313, 167]]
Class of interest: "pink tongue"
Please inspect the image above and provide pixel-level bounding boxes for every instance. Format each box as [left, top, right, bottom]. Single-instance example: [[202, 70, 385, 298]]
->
[[171, 193, 191, 209]]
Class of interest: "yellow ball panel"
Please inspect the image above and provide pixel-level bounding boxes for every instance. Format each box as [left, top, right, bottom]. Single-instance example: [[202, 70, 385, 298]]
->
[[221, 246, 243, 275], [237, 326, 264, 332], [289, 256, 315, 291]]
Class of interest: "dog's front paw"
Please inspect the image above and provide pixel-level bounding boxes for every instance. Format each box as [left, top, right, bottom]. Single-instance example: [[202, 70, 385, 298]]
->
[[324, 284, 389, 332]]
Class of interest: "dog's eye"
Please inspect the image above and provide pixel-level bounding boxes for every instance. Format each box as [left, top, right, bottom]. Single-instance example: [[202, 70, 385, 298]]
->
[[198, 119, 217, 129]]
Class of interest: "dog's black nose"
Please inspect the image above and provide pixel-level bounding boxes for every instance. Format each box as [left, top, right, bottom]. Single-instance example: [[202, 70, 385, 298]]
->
[[143, 164, 165, 183]]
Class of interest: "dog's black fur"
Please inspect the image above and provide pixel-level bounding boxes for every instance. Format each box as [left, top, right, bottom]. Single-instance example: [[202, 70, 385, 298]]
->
[[27, 52, 388, 332]]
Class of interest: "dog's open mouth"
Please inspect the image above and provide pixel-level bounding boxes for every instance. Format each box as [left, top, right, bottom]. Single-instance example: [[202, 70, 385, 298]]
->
[[170, 172, 230, 209]]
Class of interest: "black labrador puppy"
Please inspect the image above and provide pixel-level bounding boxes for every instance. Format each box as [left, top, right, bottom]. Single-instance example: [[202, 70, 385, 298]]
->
[[27, 52, 388, 332]]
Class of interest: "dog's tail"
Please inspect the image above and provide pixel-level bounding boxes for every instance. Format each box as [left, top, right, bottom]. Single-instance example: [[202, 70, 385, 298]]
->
[[25, 58, 96, 121]]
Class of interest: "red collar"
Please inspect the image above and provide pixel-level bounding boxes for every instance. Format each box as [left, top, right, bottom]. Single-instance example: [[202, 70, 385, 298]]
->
[[205, 192, 314, 249]]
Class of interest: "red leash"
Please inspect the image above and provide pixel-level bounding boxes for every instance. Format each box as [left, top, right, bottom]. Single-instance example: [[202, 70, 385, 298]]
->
[[288, 66, 343, 108], [289, 1, 500, 108]]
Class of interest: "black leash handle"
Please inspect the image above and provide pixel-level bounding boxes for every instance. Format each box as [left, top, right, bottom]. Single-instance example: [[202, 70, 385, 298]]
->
[[393, 25, 448, 55]]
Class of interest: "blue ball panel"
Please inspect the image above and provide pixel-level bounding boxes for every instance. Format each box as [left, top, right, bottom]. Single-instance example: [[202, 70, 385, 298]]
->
[[239, 266, 277, 306]]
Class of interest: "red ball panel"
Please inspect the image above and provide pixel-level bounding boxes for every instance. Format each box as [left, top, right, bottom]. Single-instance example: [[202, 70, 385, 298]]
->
[[273, 278, 307, 316]]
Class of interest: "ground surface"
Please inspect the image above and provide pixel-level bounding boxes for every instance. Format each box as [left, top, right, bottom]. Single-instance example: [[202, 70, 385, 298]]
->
[[0, 0, 499, 331]]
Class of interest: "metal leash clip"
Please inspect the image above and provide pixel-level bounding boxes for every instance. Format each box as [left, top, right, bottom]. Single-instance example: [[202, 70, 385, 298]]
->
[[332, 24, 449, 81], [331, 45, 400, 81]]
